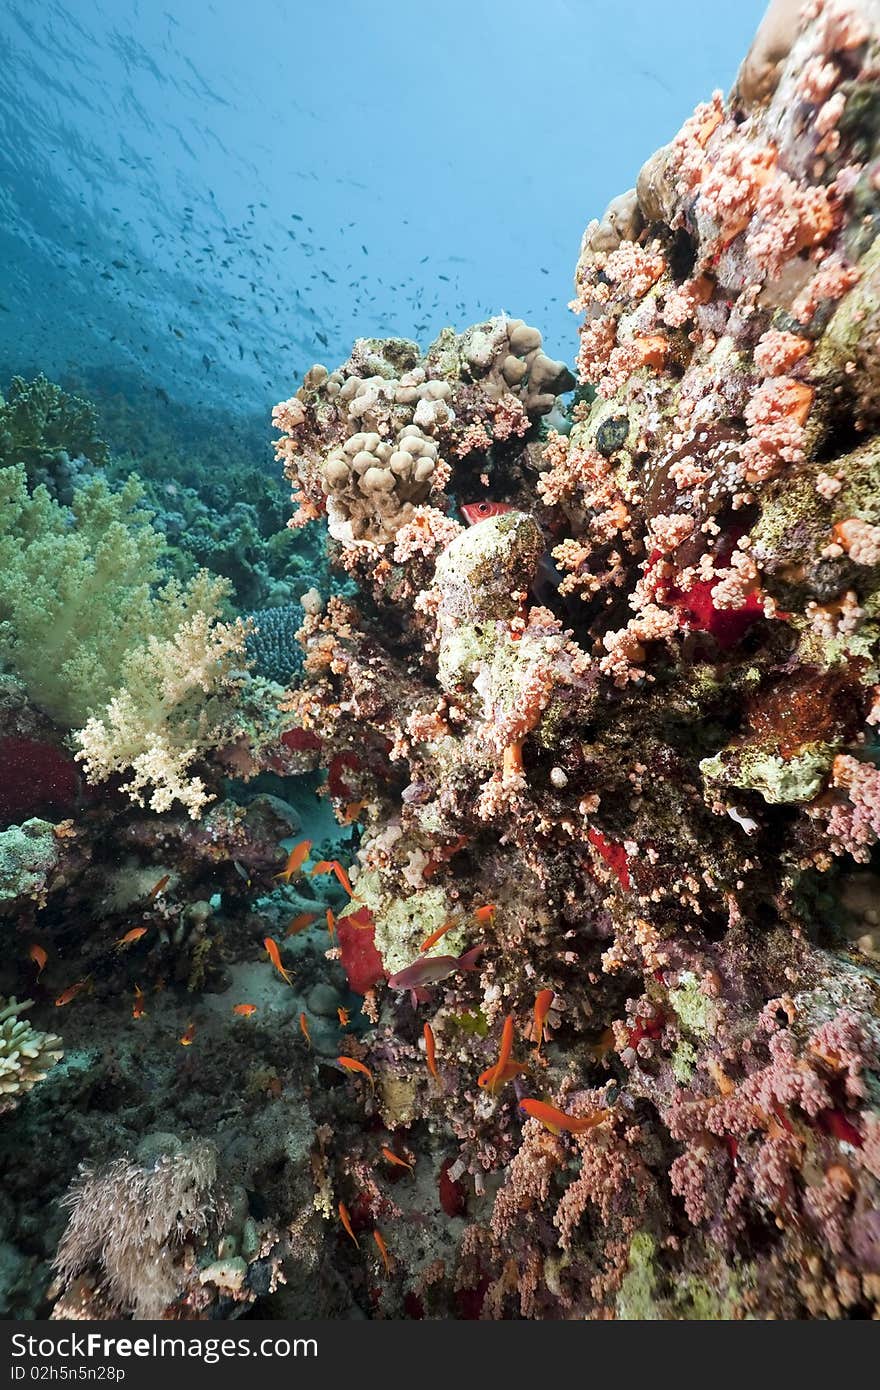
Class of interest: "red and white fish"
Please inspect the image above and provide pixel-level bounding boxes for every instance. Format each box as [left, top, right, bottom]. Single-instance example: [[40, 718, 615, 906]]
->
[[460, 500, 516, 527]]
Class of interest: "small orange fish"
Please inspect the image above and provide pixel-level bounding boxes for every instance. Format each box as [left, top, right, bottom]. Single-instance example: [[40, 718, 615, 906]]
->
[[273, 839, 312, 883], [28, 944, 47, 977], [233, 1003, 257, 1017], [179, 1022, 196, 1046], [330, 861, 357, 897], [533, 989, 554, 1052], [373, 1228, 392, 1277], [338, 1055, 374, 1090], [488, 1013, 515, 1094], [263, 936, 294, 986], [473, 904, 496, 925], [132, 983, 146, 1019], [285, 911, 316, 937], [55, 978, 90, 1008], [342, 800, 367, 824], [114, 926, 149, 950], [424, 1022, 439, 1081], [381, 1146, 414, 1173], [326, 908, 336, 939], [299, 1011, 312, 1047], [478, 1059, 528, 1088], [337, 1006, 350, 1028], [148, 873, 170, 900], [342, 905, 374, 931], [519, 1098, 610, 1135], [312, 858, 358, 898], [419, 920, 457, 953], [585, 1025, 616, 1061], [339, 1201, 359, 1248], [422, 834, 469, 880]]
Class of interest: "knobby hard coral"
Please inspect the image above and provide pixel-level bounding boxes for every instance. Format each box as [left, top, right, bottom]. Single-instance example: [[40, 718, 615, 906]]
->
[[273, 317, 574, 547]]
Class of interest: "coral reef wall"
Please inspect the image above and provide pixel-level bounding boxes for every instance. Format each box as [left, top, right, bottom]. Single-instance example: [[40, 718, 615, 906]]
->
[[271, 0, 880, 1318]]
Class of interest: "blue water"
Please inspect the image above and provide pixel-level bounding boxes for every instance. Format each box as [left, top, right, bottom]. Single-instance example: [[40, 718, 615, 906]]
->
[[0, 0, 765, 417]]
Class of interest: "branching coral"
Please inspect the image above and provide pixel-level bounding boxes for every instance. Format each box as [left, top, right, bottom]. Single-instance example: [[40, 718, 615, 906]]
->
[[0, 375, 108, 502], [0, 996, 62, 1110], [75, 608, 251, 818]]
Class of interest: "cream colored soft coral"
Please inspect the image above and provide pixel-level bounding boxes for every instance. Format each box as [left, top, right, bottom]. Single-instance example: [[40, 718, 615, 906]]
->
[[76, 610, 250, 818]]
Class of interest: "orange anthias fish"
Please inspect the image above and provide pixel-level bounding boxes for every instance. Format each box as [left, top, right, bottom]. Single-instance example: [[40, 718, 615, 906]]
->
[[381, 1146, 414, 1173], [179, 1022, 196, 1046], [273, 839, 312, 883], [337, 1006, 350, 1028], [373, 1228, 392, 1277], [421, 834, 469, 881], [342, 800, 367, 824], [338, 1055, 374, 1091], [330, 861, 357, 897], [55, 978, 90, 1008], [519, 1098, 610, 1135], [132, 984, 147, 1019], [299, 1011, 312, 1048], [478, 1059, 528, 1088], [419, 920, 457, 953], [28, 944, 47, 977], [263, 937, 294, 986], [342, 905, 374, 931], [424, 1022, 439, 1081], [473, 904, 496, 925], [533, 989, 554, 1052], [585, 1026, 616, 1061], [487, 1013, 515, 1094], [285, 911, 316, 937], [114, 927, 149, 950], [339, 1201, 359, 1248], [148, 873, 171, 900], [312, 858, 358, 898], [326, 908, 336, 939], [233, 1003, 257, 1017]]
